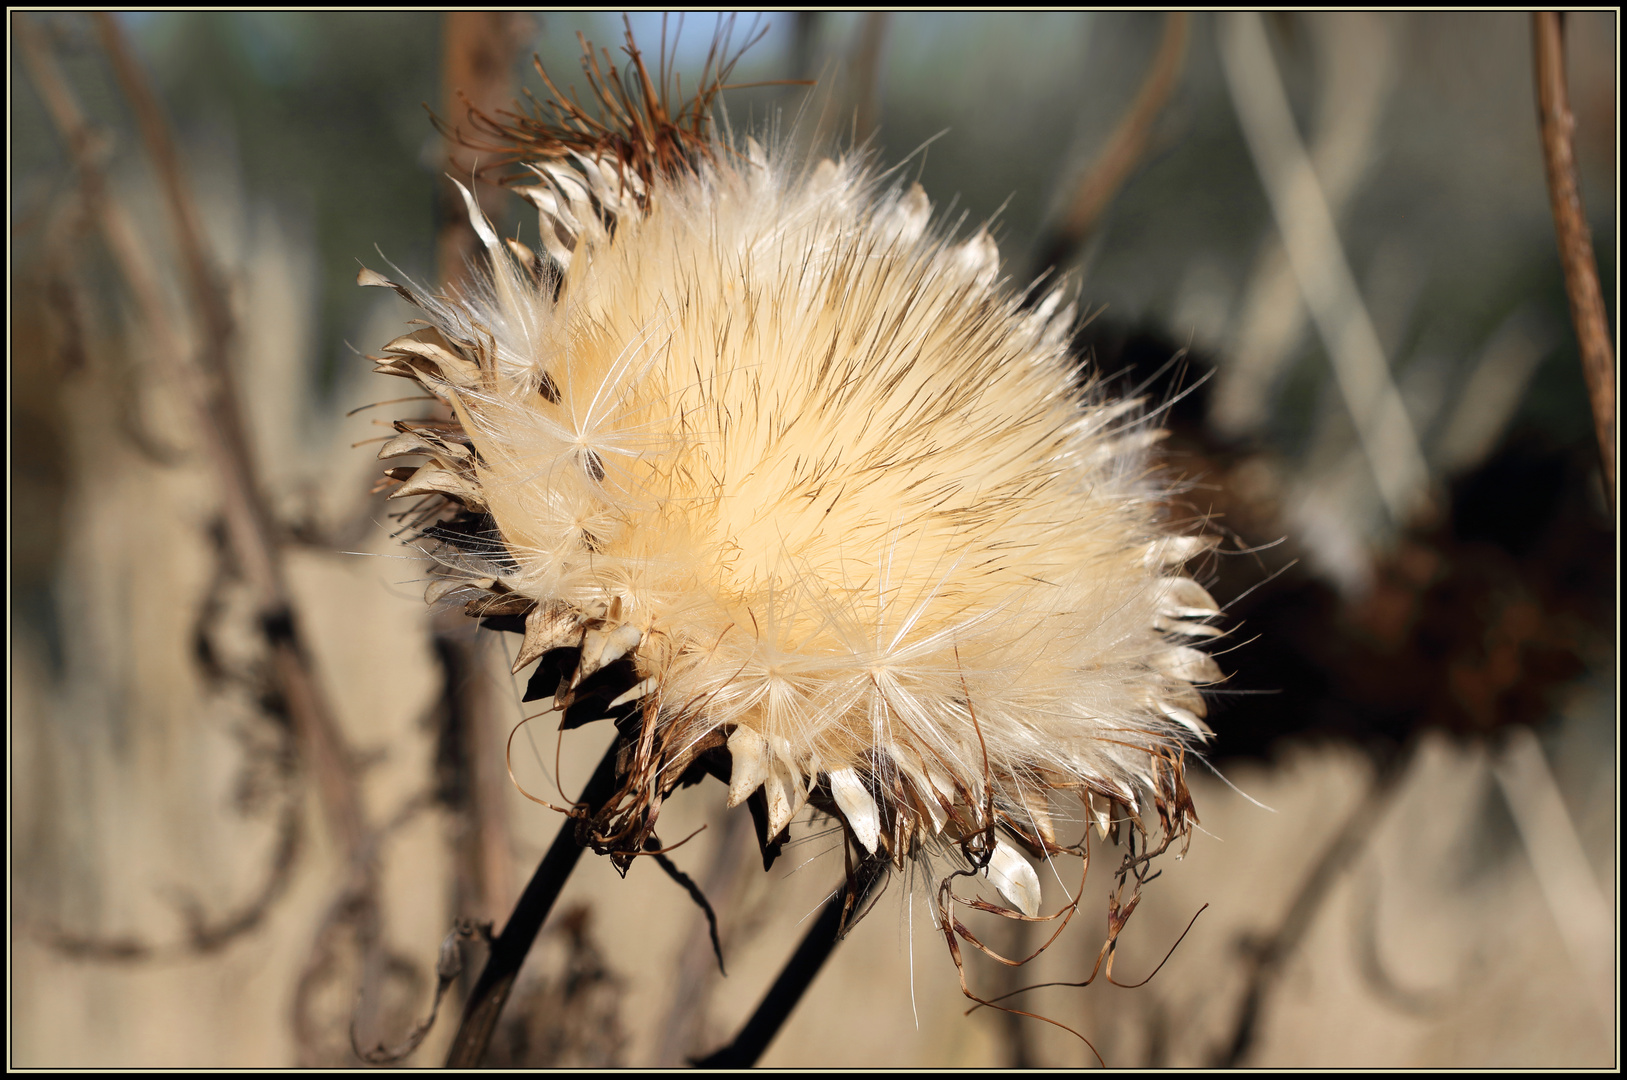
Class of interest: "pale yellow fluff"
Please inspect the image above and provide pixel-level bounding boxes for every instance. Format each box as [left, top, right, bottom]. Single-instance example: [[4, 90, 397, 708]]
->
[[365, 138, 1218, 907]]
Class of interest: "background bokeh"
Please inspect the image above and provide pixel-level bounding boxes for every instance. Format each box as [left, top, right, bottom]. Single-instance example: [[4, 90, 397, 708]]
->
[[10, 11, 1616, 1067]]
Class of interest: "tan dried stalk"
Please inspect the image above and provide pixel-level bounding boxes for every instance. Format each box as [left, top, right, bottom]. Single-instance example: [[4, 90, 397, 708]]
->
[[23, 13, 429, 1064], [1532, 12, 1615, 509], [1032, 12, 1189, 277], [16, 13, 318, 965], [90, 12, 369, 859]]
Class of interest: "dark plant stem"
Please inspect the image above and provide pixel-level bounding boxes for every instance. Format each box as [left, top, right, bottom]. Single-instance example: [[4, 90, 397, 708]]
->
[[443, 740, 622, 1067], [692, 857, 887, 1068]]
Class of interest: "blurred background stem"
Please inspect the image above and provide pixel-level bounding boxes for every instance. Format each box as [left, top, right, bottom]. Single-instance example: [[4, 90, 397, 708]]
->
[[1532, 12, 1615, 509], [433, 10, 527, 931]]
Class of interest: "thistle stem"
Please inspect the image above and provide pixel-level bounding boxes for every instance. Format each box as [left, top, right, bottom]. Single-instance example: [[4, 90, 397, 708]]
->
[[443, 739, 623, 1067], [692, 858, 887, 1068]]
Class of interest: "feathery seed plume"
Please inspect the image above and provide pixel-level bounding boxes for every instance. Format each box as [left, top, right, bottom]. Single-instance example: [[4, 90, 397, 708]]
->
[[363, 24, 1220, 929]]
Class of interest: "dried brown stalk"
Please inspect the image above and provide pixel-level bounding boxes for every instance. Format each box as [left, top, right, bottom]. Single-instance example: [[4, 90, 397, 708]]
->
[[438, 11, 530, 293], [16, 13, 350, 969], [432, 12, 529, 928], [23, 34, 181, 464], [1032, 12, 1189, 277], [15, 16, 186, 381], [849, 12, 890, 145], [90, 12, 369, 858], [1532, 12, 1615, 508], [1213, 742, 1413, 1066], [23, 13, 415, 1063], [789, 11, 821, 85]]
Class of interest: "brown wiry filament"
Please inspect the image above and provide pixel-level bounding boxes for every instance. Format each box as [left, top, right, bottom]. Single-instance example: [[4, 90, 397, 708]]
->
[[933, 773, 1204, 1067], [432, 15, 778, 195]]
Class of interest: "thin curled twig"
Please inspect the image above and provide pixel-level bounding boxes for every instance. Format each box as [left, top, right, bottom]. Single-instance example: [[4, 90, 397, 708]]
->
[[351, 919, 489, 1065], [935, 760, 1206, 1067], [649, 848, 726, 976]]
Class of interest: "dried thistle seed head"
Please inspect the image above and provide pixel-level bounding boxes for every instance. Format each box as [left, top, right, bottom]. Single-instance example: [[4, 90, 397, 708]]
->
[[364, 25, 1221, 917]]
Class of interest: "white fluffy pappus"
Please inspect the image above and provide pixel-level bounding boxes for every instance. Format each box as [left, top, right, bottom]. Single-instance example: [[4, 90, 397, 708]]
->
[[362, 117, 1222, 918]]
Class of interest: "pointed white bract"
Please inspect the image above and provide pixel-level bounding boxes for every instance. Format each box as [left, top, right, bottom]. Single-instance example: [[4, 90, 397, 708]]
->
[[1019, 792, 1057, 847], [1085, 789, 1114, 840], [1157, 577, 1222, 619], [829, 768, 882, 855], [726, 726, 770, 809], [951, 227, 1001, 291], [983, 839, 1043, 917], [388, 466, 485, 509], [512, 603, 577, 674], [424, 578, 466, 605], [1152, 645, 1223, 685], [1158, 701, 1214, 740], [763, 733, 811, 840]]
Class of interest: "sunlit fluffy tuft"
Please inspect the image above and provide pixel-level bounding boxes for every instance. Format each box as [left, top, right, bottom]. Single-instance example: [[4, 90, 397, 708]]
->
[[363, 137, 1220, 913]]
